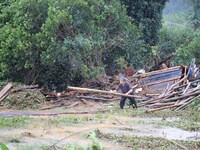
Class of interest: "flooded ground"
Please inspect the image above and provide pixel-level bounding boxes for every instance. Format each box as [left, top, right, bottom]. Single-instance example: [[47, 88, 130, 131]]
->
[[0, 110, 200, 150], [0, 104, 200, 150]]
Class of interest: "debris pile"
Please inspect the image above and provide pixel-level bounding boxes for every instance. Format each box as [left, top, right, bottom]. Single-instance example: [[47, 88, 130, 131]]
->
[[139, 77, 200, 112], [0, 84, 45, 109], [0, 59, 199, 112], [134, 59, 200, 112]]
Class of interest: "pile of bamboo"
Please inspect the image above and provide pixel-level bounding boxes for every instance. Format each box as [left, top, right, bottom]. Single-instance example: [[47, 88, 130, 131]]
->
[[139, 77, 200, 112]]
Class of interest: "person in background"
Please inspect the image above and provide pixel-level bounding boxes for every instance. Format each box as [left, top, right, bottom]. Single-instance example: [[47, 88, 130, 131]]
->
[[116, 77, 138, 109]]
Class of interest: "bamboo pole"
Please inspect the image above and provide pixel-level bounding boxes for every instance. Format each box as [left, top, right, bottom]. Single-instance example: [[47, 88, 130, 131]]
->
[[67, 86, 141, 98]]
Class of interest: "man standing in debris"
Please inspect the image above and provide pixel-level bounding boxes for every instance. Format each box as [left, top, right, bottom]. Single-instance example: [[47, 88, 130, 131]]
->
[[116, 77, 137, 109]]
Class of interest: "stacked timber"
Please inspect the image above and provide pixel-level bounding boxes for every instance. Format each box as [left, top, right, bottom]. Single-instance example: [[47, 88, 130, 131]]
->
[[139, 77, 200, 112]]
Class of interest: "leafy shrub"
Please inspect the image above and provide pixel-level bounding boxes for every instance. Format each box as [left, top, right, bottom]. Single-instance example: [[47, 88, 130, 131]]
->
[[0, 0, 145, 90]]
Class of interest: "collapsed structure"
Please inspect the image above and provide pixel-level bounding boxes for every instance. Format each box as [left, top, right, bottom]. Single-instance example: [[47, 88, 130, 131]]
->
[[0, 59, 199, 113]]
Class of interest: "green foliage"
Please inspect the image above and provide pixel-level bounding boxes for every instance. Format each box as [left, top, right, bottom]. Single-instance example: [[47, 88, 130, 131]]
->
[[121, 0, 167, 46], [191, 0, 200, 29], [0, 0, 145, 90], [49, 115, 85, 125], [87, 132, 104, 150], [0, 143, 9, 150], [0, 116, 31, 127], [175, 29, 200, 65], [157, 17, 193, 59]]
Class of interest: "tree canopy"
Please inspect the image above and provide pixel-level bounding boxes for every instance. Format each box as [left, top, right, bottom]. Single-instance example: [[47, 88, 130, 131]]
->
[[0, 0, 147, 90]]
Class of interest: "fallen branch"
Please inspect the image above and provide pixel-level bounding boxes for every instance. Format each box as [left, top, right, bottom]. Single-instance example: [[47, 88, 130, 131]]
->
[[67, 86, 141, 99]]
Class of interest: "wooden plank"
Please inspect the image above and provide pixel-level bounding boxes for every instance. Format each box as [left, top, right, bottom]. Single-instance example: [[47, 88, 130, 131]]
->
[[132, 66, 182, 78], [67, 86, 141, 98], [0, 83, 12, 102]]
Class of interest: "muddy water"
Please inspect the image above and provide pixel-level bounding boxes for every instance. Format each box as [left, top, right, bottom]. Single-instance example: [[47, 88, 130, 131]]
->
[[0, 114, 200, 149], [100, 124, 200, 141]]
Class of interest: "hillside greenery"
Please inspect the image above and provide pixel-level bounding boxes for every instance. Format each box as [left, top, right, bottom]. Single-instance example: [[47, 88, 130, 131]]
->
[[0, 0, 199, 90]]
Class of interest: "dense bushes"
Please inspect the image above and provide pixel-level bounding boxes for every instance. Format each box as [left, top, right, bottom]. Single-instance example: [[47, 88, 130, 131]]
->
[[0, 0, 146, 90], [175, 29, 200, 65]]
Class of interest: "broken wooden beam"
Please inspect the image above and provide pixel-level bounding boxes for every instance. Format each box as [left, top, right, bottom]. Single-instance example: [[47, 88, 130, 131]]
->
[[133, 66, 182, 78], [0, 83, 13, 102], [11, 84, 39, 92], [141, 77, 180, 87], [67, 86, 141, 98]]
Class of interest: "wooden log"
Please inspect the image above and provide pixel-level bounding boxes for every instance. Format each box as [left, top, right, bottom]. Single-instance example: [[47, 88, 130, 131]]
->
[[0, 83, 13, 102], [147, 104, 182, 112], [67, 86, 141, 98], [76, 95, 118, 102], [132, 66, 182, 78], [11, 85, 39, 92]]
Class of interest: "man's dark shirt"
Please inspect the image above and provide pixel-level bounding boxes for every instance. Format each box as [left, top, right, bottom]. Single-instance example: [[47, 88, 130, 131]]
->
[[116, 81, 133, 94]]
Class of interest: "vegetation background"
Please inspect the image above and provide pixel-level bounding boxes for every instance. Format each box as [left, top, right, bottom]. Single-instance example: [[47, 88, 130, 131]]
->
[[0, 0, 199, 90]]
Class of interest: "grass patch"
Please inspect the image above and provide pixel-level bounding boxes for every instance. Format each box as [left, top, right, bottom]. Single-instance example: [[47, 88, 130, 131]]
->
[[0, 143, 9, 150], [96, 131, 200, 150], [9, 138, 20, 143], [0, 116, 31, 128], [47, 115, 86, 126], [156, 120, 199, 131]]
